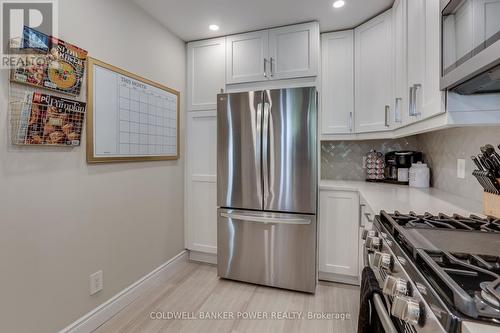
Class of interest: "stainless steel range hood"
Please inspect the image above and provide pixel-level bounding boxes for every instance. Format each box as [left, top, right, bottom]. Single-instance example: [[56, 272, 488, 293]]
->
[[440, 0, 500, 95]]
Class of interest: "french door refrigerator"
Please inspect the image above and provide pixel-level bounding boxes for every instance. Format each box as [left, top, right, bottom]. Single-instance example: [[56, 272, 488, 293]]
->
[[217, 87, 317, 293]]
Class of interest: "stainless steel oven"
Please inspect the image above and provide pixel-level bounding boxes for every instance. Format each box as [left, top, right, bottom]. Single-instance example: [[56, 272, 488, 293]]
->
[[440, 0, 500, 94]]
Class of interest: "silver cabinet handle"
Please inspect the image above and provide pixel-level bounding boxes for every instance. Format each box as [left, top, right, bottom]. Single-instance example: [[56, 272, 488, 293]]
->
[[395, 97, 402, 123], [385, 105, 390, 127], [220, 212, 311, 225], [373, 294, 399, 333], [412, 84, 421, 116], [270, 57, 274, 77], [349, 111, 353, 132], [264, 58, 267, 78], [408, 86, 414, 117]]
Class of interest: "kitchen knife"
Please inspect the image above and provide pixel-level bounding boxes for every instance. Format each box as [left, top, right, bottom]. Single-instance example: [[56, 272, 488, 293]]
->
[[485, 144, 500, 167], [473, 170, 490, 192], [471, 156, 485, 171]]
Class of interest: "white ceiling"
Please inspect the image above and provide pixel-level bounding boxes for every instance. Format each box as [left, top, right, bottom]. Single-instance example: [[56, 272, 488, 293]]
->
[[133, 0, 394, 42]]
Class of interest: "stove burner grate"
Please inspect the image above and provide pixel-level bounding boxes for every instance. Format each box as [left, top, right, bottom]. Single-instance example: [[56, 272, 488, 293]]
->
[[389, 211, 500, 233]]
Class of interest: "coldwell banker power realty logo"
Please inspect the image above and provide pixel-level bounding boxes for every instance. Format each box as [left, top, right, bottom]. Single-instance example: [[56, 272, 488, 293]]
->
[[1, 0, 58, 68]]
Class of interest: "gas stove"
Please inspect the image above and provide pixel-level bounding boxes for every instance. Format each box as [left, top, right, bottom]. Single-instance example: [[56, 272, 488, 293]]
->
[[364, 211, 500, 333]]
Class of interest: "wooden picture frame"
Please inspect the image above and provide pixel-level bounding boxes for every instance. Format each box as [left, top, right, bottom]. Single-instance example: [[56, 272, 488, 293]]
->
[[86, 57, 180, 163]]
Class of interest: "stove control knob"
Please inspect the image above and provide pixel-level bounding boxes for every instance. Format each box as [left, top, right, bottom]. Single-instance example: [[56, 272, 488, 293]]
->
[[373, 252, 394, 271], [365, 236, 382, 251], [361, 229, 378, 240], [383, 276, 409, 296], [391, 295, 422, 326]]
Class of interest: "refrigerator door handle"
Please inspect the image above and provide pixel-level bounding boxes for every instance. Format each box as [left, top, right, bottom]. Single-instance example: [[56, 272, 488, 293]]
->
[[262, 97, 271, 207], [220, 212, 311, 225]]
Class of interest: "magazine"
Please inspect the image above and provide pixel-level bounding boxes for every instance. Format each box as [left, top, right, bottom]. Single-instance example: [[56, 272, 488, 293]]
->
[[25, 92, 86, 146], [14, 91, 34, 144], [11, 26, 88, 95]]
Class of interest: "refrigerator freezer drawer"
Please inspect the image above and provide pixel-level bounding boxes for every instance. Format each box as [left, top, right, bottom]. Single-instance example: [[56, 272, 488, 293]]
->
[[217, 208, 317, 293]]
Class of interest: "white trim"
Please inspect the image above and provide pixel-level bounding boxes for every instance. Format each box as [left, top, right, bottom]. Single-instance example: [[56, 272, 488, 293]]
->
[[318, 271, 360, 286], [189, 250, 217, 265], [58, 250, 188, 333]]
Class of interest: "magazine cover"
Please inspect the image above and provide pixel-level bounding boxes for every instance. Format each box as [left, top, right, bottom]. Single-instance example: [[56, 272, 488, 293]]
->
[[25, 92, 86, 146], [11, 27, 88, 96], [14, 92, 34, 144]]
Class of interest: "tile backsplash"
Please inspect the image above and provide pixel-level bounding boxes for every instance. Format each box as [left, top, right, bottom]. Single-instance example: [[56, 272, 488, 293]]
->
[[321, 137, 419, 180], [417, 126, 500, 202], [321, 126, 500, 203]]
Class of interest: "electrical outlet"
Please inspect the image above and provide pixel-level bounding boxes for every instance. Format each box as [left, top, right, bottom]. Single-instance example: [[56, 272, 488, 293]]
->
[[90, 271, 103, 295], [362, 156, 367, 169], [457, 159, 466, 179]]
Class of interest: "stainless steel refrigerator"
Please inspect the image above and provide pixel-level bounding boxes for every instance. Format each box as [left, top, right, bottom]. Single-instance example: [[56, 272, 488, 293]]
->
[[217, 87, 317, 293]]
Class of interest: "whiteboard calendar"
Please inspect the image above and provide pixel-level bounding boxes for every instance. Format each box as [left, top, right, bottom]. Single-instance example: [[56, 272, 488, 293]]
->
[[87, 58, 179, 163]]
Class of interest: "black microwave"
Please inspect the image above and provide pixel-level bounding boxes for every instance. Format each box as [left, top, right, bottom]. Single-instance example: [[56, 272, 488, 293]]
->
[[440, 0, 500, 94]]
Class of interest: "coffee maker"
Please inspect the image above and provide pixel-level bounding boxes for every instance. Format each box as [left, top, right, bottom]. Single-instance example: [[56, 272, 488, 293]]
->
[[385, 151, 423, 184]]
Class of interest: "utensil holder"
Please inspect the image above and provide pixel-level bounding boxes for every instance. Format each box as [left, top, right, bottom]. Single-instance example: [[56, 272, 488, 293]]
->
[[484, 183, 500, 218]]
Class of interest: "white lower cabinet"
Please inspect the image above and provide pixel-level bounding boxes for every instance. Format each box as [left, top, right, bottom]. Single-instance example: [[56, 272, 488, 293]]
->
[[185, 111, 217, 254], [319, 190, 360, 284]]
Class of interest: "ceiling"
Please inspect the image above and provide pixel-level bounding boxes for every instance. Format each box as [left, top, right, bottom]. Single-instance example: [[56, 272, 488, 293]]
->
[[133, 0, 394, 42]]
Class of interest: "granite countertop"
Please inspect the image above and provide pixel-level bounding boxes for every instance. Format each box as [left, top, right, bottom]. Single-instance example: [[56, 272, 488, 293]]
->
[[319, 180, 483, 216]]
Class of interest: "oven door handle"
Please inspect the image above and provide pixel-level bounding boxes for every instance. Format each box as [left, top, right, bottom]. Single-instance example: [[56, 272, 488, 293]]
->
[[373, 293, 398, 333]]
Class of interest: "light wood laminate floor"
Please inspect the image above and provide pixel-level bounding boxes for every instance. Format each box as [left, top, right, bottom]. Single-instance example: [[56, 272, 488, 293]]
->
[[94, 262, 360, 333]]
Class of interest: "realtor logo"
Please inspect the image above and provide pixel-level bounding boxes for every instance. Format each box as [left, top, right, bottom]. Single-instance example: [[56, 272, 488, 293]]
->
[[1, 0, 57, 66]]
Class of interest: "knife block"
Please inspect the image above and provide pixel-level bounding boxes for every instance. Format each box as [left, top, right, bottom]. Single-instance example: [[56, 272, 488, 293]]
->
[[483, 189, 500, 218]]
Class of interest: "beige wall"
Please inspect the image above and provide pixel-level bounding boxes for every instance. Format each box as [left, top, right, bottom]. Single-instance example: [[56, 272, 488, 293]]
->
[[0, 1, 186, 332]]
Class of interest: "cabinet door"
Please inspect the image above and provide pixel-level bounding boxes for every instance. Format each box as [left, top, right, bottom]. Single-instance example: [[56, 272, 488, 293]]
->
[[268, 22, 319, 80], [355, 10, 393, 133], [407, 0, 444, 122], [392, 0, 408, 127], [187, 38, 225, 111], [319, 190, 360, 278], [321, 30, 354, 134], [185, 111, 217, 254], [226, 30, 269, 84]]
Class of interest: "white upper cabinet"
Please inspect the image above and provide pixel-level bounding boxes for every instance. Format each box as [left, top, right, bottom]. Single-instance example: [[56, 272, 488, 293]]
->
[[392, 0, 408, 127], [226, 22, 319, 84], [226, 30, 269, 84], [407, 0, 444, 122], [268, 22, 319, 80], [355, 9, 394, 133], [320, 30, 354, 135], [187, 38, 226, 111]]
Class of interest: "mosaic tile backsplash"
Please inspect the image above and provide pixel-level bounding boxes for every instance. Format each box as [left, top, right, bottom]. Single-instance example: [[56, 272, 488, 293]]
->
[[417, 126, 500, 202], [321, 126, 500, 203], [321, 137, 419, 180]]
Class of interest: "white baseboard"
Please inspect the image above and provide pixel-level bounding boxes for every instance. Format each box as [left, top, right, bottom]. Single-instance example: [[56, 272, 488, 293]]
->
[[188, 250, 217, 265], [319, 271, 360, 286], [58, 250, 188, 333]]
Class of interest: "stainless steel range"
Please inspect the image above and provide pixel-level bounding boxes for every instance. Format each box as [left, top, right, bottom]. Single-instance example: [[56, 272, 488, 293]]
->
[[364, 211, 500, 333]]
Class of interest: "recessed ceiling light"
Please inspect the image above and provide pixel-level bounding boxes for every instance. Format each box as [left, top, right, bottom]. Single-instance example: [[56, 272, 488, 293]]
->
[[332, 0, 345, 8], [209, 24, 220, 31]]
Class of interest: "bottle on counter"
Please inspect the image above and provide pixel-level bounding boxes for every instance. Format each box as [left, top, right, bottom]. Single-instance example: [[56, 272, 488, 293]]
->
[[409, 162, 430, 188]]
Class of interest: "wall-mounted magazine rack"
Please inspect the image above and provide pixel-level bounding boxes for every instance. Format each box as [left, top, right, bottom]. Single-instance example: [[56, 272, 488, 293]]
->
[[9, 80, 87, 147], [8, 28, 88, 97], [7, 28, 88, 147], [10, 100, 85, 146]]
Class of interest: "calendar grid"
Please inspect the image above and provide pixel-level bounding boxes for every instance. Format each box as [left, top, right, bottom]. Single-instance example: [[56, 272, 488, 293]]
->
[[117, 82, 177, 156]]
